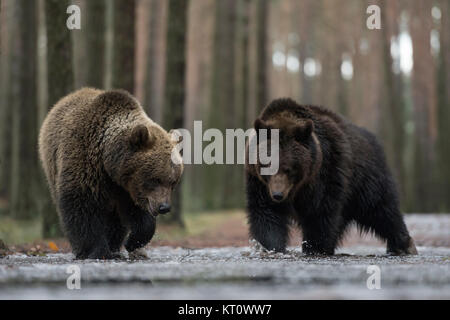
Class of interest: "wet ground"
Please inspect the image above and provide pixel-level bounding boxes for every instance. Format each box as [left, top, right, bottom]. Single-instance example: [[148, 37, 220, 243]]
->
[[0, 214, 449, 299]]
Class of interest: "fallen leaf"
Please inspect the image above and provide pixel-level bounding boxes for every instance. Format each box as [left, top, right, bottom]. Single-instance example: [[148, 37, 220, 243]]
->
[[48, 241, 59, 252]]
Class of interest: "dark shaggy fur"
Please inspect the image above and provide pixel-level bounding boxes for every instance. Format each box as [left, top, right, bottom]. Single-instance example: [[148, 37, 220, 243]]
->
[[39, 88, 183, 259], [245, 98, 417, 255]]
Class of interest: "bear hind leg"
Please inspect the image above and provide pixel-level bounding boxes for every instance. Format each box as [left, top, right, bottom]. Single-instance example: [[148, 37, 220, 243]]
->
[[354, 207, 417, 255]]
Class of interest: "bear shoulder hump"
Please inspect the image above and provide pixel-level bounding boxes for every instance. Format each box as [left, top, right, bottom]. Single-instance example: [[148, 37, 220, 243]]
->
[[93, 89, 141, 111]]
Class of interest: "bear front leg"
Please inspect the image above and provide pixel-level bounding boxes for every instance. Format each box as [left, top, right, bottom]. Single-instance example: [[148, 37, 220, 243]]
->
[[248, 209, 289, 252], [246, 175, 289, 252], [301, 212, 345, 255], [58, 188, 113, 260], [104, 212, 128, 256], [124, 210, 156, 255]]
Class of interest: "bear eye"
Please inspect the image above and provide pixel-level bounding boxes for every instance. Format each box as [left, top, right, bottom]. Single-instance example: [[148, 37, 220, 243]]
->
[[143, 182, 154, 190], [171, 178, 179, 187], [144, 179, 160, 190]]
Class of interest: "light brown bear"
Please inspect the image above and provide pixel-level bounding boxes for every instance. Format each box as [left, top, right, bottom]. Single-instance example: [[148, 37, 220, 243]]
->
[[39, 88, 183, 259]]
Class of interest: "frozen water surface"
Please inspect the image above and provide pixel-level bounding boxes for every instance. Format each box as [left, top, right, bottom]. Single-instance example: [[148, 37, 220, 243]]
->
[[0, 214, 449, 299], [1, 246, 449, 299]]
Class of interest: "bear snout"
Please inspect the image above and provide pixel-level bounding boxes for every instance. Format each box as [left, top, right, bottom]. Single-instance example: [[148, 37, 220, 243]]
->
[[268, 174, 291, 202], [271, 191, 284, 202], [158, 202, 171, 214]]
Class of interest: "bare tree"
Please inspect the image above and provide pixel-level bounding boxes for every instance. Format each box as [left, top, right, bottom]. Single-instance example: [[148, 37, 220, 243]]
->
[[144, 0, 167, 123], [436, 0, 450, 210], [9, 0, 39, 219], [42, 0, 74, 236], [183, 0, 215, 213], [0, 0, 12, 208], [206, 0, 238, 209], [85, 0, 106, 88], [247, 0, 268, 124], [162, 0, 189, 226], [410, 0, 438, 212], [379, 0, 407, 207], [111, 0, 136, 93]]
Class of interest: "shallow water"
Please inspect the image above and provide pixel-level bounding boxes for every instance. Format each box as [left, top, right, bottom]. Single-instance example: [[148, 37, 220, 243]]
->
[[1, 245, 449, 299]]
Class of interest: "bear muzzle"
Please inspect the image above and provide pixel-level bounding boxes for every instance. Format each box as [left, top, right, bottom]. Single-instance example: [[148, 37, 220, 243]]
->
[[271, 191, 284, 202], [158, 202, 171, 214], [268, 174, 291, 203]]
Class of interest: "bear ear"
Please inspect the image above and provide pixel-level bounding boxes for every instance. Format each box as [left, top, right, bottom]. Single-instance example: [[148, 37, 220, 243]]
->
[[169, 129, 183, 144], [130, 125, 154, 149], [254, 118, 267, 131], [294, 120, 314, 142]]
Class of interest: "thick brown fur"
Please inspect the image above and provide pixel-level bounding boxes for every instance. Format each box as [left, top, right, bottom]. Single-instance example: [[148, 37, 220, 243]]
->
[[246, 98, 417, 255], [39, 88, 183, 259]]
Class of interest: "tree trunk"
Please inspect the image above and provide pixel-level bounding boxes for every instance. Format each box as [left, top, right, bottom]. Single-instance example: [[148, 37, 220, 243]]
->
[[436, 0, 450, 210], [206, 0, 237, 210], [84, 0, 106, 88], [235, 0, 250, 127], [9, 0, 39, 219], [0, 0, 12, 210], [380, 0, 407, 208], [297, 0, 317, 105], [228, 0, 250, 209], [45, 0, 74, 107], [162, 0, 188, 226], [42, 0, 74, 237], [111, 0, 135, 93], [247, 0, 268, 123], [410, 0, 438, 212], [144, 0, 167, 123], [184, 0, 215, 213]]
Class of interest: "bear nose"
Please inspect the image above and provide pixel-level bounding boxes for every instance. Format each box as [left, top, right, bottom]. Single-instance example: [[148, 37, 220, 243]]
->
[[158, 203, 171, 214], [272, 191, 284, 201]]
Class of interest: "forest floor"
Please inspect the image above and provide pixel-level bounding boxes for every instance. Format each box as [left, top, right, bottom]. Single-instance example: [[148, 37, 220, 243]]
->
[[0, 213, 449, 299]]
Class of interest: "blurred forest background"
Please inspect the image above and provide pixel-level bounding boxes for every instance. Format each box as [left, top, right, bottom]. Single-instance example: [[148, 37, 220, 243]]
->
[[0, 0, 449, 242]]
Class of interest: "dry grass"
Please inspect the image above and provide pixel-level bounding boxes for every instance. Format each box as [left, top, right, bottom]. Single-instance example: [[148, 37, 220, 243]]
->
[[153, 209, 245, 242], [0, 209, 248, 249], [0, 217, 42, 244]]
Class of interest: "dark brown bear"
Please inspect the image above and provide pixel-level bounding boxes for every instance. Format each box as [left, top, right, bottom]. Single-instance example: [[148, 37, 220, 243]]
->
[[39, 88, 183, 259], [246, 98, 417, 255]]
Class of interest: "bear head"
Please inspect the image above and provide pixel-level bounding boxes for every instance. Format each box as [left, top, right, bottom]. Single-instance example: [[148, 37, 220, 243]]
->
[[252, 112, 322, 203], [118, 124, 184, 216]]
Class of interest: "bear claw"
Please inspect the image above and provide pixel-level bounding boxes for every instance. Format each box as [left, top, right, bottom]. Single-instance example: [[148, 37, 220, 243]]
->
[[128, 248, 149, 260]]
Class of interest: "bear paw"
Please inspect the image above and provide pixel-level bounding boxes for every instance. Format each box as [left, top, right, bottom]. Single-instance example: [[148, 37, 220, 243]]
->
[[128, 248, 149, 260], [387, 237, 418, 255], [406, 238, 418, 255], [110, 251, 127, 260]]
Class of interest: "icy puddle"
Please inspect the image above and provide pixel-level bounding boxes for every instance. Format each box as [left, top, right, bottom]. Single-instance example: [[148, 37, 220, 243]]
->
[[0, 245, 449, 299]]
